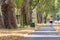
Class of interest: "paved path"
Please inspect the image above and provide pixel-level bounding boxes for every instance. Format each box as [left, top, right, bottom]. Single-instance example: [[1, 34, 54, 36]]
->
[[23, 24, 60, 40]]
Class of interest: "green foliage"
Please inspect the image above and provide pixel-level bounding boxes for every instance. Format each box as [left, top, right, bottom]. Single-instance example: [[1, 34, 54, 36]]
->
[[14, 0, 22, 9], [57, 0, 60, 8], [20, 23, 25, 28], [32, 0, 39, 9], [14, 0, 60, 24]]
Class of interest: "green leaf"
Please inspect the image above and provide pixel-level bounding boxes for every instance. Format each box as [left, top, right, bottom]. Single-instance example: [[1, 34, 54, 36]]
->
[[14, 0, 23, 9]]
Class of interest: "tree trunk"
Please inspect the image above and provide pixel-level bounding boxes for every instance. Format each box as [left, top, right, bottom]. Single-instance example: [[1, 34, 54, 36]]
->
[[21, 0, 31, 25], [44, 12, 48, 23], [37, 13, 42, 23], [0, 15, 5, 28], [29, 0, 32, 24], [1, 0, 17, 29], [37, 3, 42, 23]]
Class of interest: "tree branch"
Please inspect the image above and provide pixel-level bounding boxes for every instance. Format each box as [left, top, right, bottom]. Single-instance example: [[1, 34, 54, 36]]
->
[[32, 0, 39, 10]]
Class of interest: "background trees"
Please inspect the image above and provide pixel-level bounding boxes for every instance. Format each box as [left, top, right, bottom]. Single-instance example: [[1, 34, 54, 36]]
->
[[0, 0, 60, 29]]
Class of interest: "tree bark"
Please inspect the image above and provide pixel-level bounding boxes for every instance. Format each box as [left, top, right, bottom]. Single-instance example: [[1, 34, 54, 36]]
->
[[37, 13, 42, 23], [0, 15, 5, 28], [21, 0, 31, 25], [44, 12, 48, 23], [1, 0, 17, 29], [37, 3, 42, 23], [29, 0, 32, 24]]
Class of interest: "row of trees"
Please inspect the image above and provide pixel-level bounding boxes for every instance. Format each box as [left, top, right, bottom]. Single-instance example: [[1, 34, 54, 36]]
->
[[0, 0, 60, 29]]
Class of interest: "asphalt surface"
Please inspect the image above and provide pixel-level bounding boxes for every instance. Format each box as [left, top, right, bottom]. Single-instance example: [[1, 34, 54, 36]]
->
[[23, 24, 60, 40]]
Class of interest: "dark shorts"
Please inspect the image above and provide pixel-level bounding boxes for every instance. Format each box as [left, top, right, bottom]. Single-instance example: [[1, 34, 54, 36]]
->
[[50, 21, 53, 23]]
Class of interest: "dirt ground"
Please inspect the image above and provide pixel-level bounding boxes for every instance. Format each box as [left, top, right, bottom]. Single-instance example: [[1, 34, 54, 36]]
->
[[0, 24, 42, 40], [0, 36, 24, 40], [54, 25, 60, 35]]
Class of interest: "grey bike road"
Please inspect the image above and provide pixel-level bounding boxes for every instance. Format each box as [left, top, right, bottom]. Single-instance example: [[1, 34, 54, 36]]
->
[[23, 25, 60, 40]]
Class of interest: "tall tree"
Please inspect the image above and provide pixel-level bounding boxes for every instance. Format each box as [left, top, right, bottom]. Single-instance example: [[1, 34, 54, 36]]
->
[[36, 0, 44, 23], [0, 4, 5, 28], [37, 3, 42, 23], [29, 0, 39, 23], [1, 0, 17, 29], [21, 0, 32, 25]]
